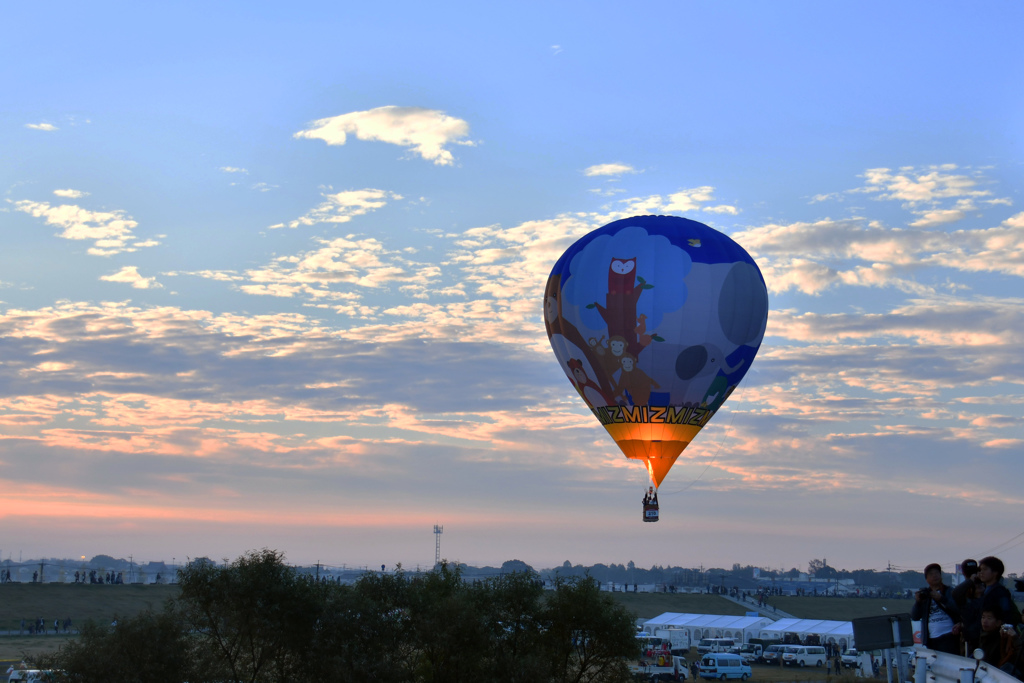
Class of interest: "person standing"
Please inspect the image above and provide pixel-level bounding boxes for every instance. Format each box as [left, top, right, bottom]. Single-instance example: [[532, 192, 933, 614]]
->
[[978, 556, 1021, 628], [911, 563, 961, 655], [952, 559, 980, 610]]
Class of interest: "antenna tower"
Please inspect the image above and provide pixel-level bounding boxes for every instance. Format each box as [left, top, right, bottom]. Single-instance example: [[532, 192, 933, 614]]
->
[[433, 524, 443, 566]]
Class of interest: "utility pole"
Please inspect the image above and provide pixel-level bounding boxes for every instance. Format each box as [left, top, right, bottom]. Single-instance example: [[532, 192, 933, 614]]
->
[[434, 524, 443, 567]]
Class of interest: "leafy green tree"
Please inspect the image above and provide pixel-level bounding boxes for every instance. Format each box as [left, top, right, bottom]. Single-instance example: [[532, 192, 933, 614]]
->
[[405, 562, 488, 683], [48, 549, 648, 683], [88, 554, 126, 568], [543, 576, 639, 683], [309, 568, 418, 683], [500, 559, 536, 574], [44, 609, 200, 683], [815, 564, 838, 579], [176, 548, 323, 683], [477, 571, 548, 683]]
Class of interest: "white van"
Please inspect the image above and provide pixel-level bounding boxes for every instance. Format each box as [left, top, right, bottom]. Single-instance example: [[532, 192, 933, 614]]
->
[[8, 671, 57, 683], [697, 638, 736, 655], [700, 653, 752, 680], [781, 645, 827, 667]]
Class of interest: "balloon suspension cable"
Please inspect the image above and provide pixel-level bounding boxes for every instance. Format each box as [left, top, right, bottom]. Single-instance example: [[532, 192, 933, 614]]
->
[[660, 409, 738, 496]]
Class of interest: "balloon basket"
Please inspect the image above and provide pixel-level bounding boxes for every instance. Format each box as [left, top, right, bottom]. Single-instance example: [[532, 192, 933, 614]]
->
[[642, 503, 660, 522]]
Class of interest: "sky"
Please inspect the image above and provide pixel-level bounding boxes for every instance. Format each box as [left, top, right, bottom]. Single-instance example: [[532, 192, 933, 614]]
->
[[2, 1, 1023, 576]]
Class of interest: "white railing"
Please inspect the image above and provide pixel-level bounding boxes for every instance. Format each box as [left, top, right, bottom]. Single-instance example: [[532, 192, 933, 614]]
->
[[914, 649, 1020, 683]]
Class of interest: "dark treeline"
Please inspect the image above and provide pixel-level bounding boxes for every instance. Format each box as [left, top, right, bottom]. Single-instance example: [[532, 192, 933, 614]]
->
[[544, 559, 936, 591], [37, 549, 639, 683], [4, 554, 970, 592]]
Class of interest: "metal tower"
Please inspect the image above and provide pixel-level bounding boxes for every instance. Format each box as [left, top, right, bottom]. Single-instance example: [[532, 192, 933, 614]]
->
[[433, 524, 443, 566]]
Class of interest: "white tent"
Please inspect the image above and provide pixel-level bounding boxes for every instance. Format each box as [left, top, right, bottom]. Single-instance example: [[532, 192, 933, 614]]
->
[[758, 618, 856, 651], [643, 612, 775, 643]]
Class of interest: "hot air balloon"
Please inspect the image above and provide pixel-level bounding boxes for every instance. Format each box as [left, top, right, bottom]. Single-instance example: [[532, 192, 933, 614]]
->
[[543, 215, 768, 522]]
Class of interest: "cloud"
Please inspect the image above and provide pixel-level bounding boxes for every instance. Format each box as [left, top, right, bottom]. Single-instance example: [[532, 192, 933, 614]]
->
[[583, 163, 637, 177], [848, 165, 1010, 228], [703, 204, 740, 215], [294, 106, 475, 166], [100, 266, 162, 289], [220, 167, 248, 174], [859, 165, 992, 205], [10, 198, 154, 257], [26, 123, 58, 131], [2, 168, 1024, 567], [662, 187, 740, 215], [767, 296, 1024, 348], [734, 208, 1024, 295], [284, 235, 427, 288], [270, 189, 400, 229], [907, 198, 981, 228], [182, 232, 443, 310], [54, 189, 88, 198]]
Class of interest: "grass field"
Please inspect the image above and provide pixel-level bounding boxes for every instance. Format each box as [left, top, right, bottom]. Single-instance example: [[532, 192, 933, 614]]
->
[[0, 583, 179, 660], [609, 592, 752, 619]]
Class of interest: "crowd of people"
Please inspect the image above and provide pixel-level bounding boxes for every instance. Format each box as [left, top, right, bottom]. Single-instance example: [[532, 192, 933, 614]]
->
[[18, 617, 73, 635], [912, 556, 1022, 676], [72, 570, 125, 584]]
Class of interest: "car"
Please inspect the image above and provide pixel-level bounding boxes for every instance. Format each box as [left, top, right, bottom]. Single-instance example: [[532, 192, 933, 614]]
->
[[699, 653, 752, 680], [781, 645, 827, 667], [734, 643, 763, 664], [761, 644, 786, 665], [697, 638, 736, 655], [8, 671, 58, 682], [841, 649, 859, 668]]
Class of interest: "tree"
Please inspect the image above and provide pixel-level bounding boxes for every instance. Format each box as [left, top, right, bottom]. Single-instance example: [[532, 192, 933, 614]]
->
[[816, 565, 838, 579], [88, 554, 126, 569], [501, 559, 536, 575], [49, 549, 645, 683], [405, 562, 488, 683], [543, 576, 639, 683], [477, 571, 548, 683], [43, 609, 200, 683], [176, 548, 323, 683], [310, 569, 418, 683]]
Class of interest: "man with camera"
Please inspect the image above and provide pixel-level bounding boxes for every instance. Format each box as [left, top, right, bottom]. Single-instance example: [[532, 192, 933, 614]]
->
[[911, 563, 962, 655]]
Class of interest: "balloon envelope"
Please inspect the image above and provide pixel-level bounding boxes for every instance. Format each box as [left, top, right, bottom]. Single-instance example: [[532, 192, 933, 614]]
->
[[544, 215, 768, 487]]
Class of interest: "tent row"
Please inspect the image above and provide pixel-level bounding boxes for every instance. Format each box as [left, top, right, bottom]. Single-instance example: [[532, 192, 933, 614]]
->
[[642, 612, 856, 651]]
